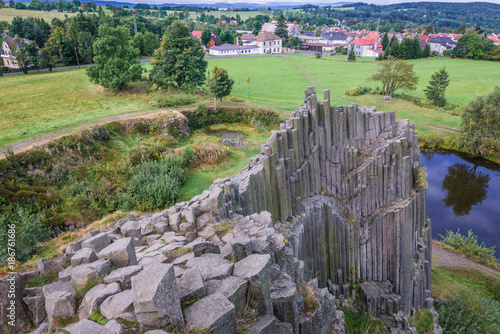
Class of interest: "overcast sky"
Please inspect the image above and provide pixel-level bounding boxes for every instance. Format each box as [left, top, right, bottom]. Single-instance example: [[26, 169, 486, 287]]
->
[[123, 0, 500, 5], [113, 0, 500, 6]]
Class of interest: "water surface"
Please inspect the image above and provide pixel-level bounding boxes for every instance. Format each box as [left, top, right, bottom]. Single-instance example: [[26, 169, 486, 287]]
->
[[421, 150, 500, 251]]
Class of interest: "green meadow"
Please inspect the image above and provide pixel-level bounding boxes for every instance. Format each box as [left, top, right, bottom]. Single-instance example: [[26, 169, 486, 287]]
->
[[0, 8, 79, 23], [2, 56, 499, 149]]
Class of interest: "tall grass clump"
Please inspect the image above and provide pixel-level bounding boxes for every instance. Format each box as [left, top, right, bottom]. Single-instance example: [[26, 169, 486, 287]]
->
[[409, 309, 434, 334], [154, 93, 196, 108], [440, 229, 498, 268], [129, 153, 188, 210], [190, 144, 229, 166], [437, 289, 500, 334]]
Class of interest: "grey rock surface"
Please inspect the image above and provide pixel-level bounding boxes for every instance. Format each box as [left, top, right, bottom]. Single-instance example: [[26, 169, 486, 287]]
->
[[78, 282, 121, 319], [132, 263, 184, 331], [184, 293, 236, 334], [104, 265, 143, 288], [233, 254, 273, 315], [100, 289, 134, 320], [98, 237, 138, 267]]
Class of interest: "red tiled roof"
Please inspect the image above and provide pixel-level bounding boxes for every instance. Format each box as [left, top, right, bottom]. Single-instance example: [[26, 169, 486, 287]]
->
[[191, 31, 202, 38], [350, 38, 377, 45]]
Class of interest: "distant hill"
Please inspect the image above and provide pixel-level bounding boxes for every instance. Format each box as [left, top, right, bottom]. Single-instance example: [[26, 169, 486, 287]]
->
[[347, 2, 500, 31]]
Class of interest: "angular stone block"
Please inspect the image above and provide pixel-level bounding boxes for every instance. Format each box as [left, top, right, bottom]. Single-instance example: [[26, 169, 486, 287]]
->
[[184, 293, 236, 334], [233, 254, 273, 315], [177, 266, 206, 302], [82, 232, 110, 253], [100, 290, 134, 320], [78, 283, 121, 319], [98, 237, 138, 268], [132, 264, 184, 331], [104, 265, 143, 289], [71, 248, 98, 266]]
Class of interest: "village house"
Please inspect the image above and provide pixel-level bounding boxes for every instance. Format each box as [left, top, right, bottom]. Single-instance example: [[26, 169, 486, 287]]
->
[[261, 22, 302, 37], [240, 33, 257, 46], [208, 43, 259, 56], [256, 31, 282, 54], [191, 31, 202, 42], [319, 32, 350, 47], [348, 37, 383, 57], [427, 36, 457, 55], [1, 37, 33, 69]]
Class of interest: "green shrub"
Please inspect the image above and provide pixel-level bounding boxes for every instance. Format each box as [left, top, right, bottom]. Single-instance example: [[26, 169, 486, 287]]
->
[[0, 206, 51, 265], [130, 154, 188, 210], [183, 104, 247, 131], [252, 109, 280, 128], [347, 86, 372, 96], [154, 93, 196, 108], [440, 229, 498, 268], [104, 121, 125, 136], [340, 307, 385, 334], [91, 126, 111, 142], [437, 289, 500, 334], [167, 119, 185, 139]]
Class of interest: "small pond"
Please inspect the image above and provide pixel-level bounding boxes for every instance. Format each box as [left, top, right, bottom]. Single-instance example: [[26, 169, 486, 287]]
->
[[421, 150, 500, 250], [208, 130, 246, 140]]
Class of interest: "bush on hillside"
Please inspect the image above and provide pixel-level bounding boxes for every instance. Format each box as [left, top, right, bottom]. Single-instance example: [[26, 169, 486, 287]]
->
[[129, 153, 188, 210], [0, 206, 51, 265], [437, 289, 500, 334]]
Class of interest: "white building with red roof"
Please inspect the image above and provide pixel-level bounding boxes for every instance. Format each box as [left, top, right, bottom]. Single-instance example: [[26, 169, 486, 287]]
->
[[348, 37, 383, 57]]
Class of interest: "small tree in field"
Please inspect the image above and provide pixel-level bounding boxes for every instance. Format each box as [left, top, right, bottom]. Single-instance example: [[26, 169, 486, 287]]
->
[[424, 67, 450, 107], [348, 47, 356, 61], [368, 56, 419, 96], [206, 65, 234, 111], [460, 86, 500, 157]]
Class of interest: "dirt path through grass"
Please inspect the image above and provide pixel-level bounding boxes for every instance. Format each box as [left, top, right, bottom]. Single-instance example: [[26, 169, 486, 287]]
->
[[284, 57, 324, 92], [432, 241, 500, 279], [0, 107, 195, 159]]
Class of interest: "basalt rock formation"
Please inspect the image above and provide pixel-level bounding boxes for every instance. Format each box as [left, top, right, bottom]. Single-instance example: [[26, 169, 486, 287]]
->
[[1, 87, 436, 334], [213, 87, 432, 319]]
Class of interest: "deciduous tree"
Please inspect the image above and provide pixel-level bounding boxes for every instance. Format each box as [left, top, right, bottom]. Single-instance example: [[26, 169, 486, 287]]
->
[[252, 20, 262, 36], [368, 56, 419, 96], [206, 65, 234, 111], [201, 28, 211, 45], [149, 20, 207, 90], [424, 67, 450, 107], [86, 24, 142, 89], [460, 86, 500, 156]]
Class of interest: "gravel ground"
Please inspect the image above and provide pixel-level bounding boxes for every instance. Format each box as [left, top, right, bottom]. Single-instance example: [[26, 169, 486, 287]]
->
[[432, 241, 500, 279]]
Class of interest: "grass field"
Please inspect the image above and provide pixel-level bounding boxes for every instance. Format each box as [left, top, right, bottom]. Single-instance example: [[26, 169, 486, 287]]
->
[[0, 8, 78, 23], [0, 69, 154, 148], [2, 56, 499, 149]]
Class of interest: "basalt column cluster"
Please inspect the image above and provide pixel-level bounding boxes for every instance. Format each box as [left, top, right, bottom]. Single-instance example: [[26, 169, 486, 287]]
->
[[211, 87, 432, 317]]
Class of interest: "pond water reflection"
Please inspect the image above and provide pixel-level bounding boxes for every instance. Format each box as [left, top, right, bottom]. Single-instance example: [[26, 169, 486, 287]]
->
[[421, 150, 500, 250]]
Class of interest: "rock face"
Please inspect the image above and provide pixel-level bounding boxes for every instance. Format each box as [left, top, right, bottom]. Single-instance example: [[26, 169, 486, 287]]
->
[[16, 87, 433, 334], [210, 87, 431, 317]]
